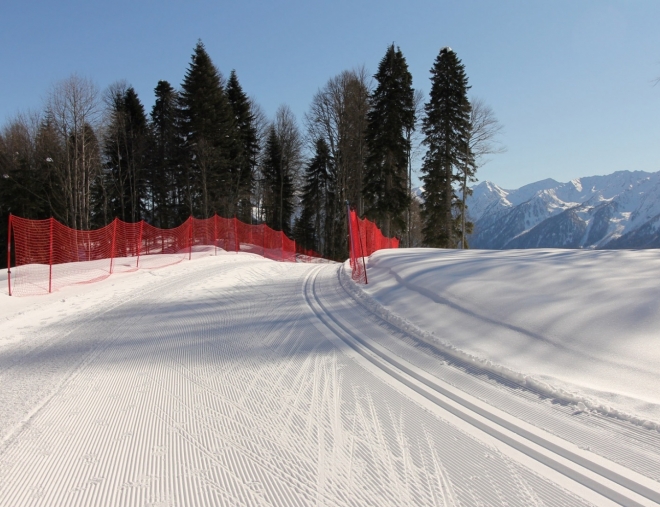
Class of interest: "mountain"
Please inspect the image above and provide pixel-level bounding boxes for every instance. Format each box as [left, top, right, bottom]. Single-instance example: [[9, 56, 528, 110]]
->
[[467, 170, 660, 249]]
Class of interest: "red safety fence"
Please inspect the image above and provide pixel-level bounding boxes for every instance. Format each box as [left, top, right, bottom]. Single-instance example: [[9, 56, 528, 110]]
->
[[347, 208, 400, 284], [6, 214, 324, 296]]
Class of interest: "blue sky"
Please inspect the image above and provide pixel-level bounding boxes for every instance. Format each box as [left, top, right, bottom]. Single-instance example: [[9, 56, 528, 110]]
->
[[1, 0, 659, 189]]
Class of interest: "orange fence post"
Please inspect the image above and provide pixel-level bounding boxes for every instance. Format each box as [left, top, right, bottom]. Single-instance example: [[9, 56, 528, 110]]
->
[[355, 213, 368, 284], [48, 217, 53, 293], [7, 214, 12, 296], [214, 215, 218, 256], [189, 216, 193, 260], [234, 216, 239, 253], [110, 218, 117, 274], [136, 220, 144, 269]]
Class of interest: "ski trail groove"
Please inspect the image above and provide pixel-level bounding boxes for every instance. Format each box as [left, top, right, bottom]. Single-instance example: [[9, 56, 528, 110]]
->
[[339, 261, 660, 482], [304, 264, 660, 507]]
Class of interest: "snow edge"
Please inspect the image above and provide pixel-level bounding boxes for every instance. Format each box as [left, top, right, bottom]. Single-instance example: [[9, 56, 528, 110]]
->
[[339, 261, 660, 433]]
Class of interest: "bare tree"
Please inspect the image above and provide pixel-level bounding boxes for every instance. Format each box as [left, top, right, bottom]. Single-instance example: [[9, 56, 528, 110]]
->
[[305, 67, 371, 213], [304, 67, 371, 258], [459, 97, 505, 248], [275, 105, 304, 185], [274, 105, 304, 231], [406, 88, 425, 247], [46, 74, 101, 230], [248, 98, 269, 223]]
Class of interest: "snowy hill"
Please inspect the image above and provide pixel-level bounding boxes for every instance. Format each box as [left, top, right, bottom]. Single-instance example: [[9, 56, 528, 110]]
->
[[468, 170, 660, 249]]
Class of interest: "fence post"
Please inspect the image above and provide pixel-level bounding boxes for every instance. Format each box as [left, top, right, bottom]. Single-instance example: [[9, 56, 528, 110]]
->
[[49, 217, 54, 293], [214, 215, 218, 256], [189, 216, 193, 260], [136, 220, 144, 269], [234, 216, 239, 253], [345, 201, 355, 266], [355, 214, 368, 284], [7, 214, 12, 296], [110, 218, 117, 274]]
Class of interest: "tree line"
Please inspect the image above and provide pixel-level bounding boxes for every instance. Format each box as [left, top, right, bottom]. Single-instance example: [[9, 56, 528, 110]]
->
[[1, 41, 502, 269]]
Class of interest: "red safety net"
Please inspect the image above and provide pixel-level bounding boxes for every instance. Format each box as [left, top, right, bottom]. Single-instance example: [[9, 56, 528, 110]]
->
[[6, 214, 324, 296], [347, 209, 400, 284]]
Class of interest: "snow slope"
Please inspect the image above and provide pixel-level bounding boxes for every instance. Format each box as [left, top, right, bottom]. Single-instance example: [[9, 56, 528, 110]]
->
[[1, 249, 659, 505], [359, 248, 660, 426]]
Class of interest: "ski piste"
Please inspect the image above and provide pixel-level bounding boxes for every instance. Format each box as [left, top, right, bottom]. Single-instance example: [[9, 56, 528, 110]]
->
[[1, 248, 659, 506]]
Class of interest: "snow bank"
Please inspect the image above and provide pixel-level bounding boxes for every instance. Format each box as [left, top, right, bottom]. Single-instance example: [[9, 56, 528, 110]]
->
[[344, 248, 660, 431]]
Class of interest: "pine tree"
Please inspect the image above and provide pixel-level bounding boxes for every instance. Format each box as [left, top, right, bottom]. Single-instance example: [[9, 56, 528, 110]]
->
[[420, 47, 471, 248], [362, 44, 415, 237], [179, 40, 237, 218], [261, 126, 293, 235], [103, 85, 149, 223], [226, 70, 258, 222], [294, 138, 332, 252], [148, 80, 181, 227]]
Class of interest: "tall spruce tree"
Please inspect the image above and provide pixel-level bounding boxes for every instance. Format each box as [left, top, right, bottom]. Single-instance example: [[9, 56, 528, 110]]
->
[[420, 47, 471, 248], [226, 70, 258, 222], [261, 126, 294, 235], [362, 44, 415, 237], [148, 80, 182, 227], [102, 85, 149, 223], [179, 40, 237, 218], [293, 138, 332, 252]]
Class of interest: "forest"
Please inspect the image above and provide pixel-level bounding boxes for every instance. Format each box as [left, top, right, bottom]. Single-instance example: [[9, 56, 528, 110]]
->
[[0, 41, 502, 268]]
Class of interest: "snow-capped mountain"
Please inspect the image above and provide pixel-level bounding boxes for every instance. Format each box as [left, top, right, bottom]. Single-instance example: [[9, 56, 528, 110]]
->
[[468, 170, 660, 249]]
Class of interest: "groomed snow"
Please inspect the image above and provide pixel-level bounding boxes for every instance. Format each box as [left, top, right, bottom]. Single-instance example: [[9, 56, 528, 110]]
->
[[1, 248, 659, 505], [355, 248, 660, 427]]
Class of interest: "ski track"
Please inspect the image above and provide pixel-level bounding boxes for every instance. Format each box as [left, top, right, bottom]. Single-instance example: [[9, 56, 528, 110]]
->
[[0, 254, 649, 505], [336, 263, 660, 484]]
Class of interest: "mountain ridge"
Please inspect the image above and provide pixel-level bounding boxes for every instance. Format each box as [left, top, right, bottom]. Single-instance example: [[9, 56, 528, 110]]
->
[[466, 170, 660, 249]]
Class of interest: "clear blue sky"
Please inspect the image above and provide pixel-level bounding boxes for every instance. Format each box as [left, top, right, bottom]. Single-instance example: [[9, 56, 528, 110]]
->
[[1, 0, 659, 189]]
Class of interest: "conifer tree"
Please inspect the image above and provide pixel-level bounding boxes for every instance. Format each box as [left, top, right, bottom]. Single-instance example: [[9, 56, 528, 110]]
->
[[179, 40, 237, 218], [103, 85, 149, 223], [362, 44, 415, 237], [261, 126, 293, 235], [294, 138, 332, 252], [420, 47, 471, 248], [148, 80, 181, 227], [226, 70, 258, 222]]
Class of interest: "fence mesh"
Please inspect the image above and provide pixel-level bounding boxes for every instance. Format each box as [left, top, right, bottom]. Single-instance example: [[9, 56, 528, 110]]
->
[[347, 209, 400, 284], [7, 214, 324, 296]]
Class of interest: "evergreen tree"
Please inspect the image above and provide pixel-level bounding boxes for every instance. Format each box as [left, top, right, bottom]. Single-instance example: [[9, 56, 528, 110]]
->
[[226, 70, 258, 222], [148, 80, 182, 227], [261, 126, 293, 235], [102, 85, 149, 223], [294, 138, 332, 252], [420, 47, 471, 248], [179, 40, 237, 218], [362, 44, 415, 237]]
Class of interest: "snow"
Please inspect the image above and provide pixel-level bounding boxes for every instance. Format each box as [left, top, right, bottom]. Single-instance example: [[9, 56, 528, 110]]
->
[[357, 248, 660, 427], [1, 248, 659, 505]]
